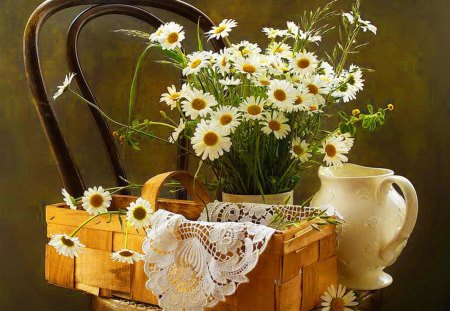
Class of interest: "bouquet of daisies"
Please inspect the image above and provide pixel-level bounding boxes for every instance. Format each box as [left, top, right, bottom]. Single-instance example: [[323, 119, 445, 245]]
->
[[54, 0, 391, 197]]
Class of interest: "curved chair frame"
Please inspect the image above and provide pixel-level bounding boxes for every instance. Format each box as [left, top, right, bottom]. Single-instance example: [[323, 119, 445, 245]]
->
[[24, 0, 225, 197]]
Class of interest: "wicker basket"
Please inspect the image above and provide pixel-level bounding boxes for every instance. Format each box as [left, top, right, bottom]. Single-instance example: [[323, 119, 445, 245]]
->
[[45, 171, 337, 310]]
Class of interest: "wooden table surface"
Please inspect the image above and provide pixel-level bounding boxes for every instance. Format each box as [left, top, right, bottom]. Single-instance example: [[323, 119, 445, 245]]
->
[[92, 290, 383, 311]]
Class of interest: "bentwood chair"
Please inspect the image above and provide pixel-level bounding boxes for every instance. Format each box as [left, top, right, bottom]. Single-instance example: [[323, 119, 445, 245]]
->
[[24, 1, 225, 309]]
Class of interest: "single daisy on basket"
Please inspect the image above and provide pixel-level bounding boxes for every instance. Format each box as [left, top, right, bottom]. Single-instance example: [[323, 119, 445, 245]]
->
[[320, 284, 359, 311], [181, 88, 218, 119], [53, 73, 75, 100], [267, 79, 296, 111], [290, 51, 318, 75], [191, 120, 232, 161], [158, 22, 185, 50], [320, 135, 352, 167], [160, 85, 182, 110], [168, 118, 185, 143], [239, 96, 267, 120], [62, 188, 77, 210], [126, 197, 153, 229], [81, 186, 112, 215], [261, 111, 291, 139], [206, 19, 237, 40], [49, 234, 85, 258], [182, 51, 209, 76], [111, 249, 143, 264], [210, 106, 241, 135], [290, 138, 311, 162], [262, 27, 288, 39]]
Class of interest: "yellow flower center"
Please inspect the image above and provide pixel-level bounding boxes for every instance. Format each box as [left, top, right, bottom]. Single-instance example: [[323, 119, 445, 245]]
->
[[167, 32, 179, 44], [170, 92, 181, 100], [274, 46, 284, 53], [260, 80, 270, 86], [89, 194, 104, 208], [243, 64, 256, 73], [293, 144, 304, 155], [307, 84, 319, 95], [269, 120, 281, 131], [325, 144, 337, 157], [330, 298, 345, 311], [294, 96, 303, 105], [274, 89, 287, 101], [219, 114, 233, 125], [133, 206, 147, 220], [241, 48, 250, 56], [310, 105, 318, 111], [61, 236, 74, 247], [192, 98, 206, 110], [203, 131, 219, 146], [247, 104, 261, 115], [297, 58, 310, 69], [221, 57, 227, 67], [119, 250, 134, 257], [214, 25, 226, 34], [190, 59, 202, 69]]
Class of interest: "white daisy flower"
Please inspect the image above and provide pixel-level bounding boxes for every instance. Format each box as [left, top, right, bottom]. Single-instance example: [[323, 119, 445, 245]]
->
[[346, 64, 364, 91], [53, 73, 76, 100], [149, 24, 164, 42], [182, 51, 209, 76], [290, 51, 318, 75], [81, 186, 112, 215], [290, 138, 311, 162], [265, 55, 289, 76], [262, 27, 288, 39], [343, 12, 377, 34], [181, 88, 218, 119], [160, 85, 181, 110], [334, 78, 358, 103], [266, 42, 292, 58], [210, 106, 241, 135], [126, 197, 153, 229], [239, 96, 267, 120], [267, 79, 296, 111], [261, 111, 291, 139], [286, 21, 299, 36], [318, 61, 336, 78], [219, 76, 241, 89], [158, 22, 185, 50], [191, 120, 232, 161], [303, 75, 329, 106], [233, 55, 262, 77], [62, 188, 77, 210], [253, 72, 272, 87], [320, 135, 352, 167], [168, 119, 185, 143], [299, 30, 322, 43], [320, 284, 359, 311], [342, 132, 355, 149], [206, 19, 237, 40], [111, 249, 143, 264], [290, 86, 316, 112], [229, 40, 261, 58], [49, 234, 85, 258], [213, 49, 232, 75]]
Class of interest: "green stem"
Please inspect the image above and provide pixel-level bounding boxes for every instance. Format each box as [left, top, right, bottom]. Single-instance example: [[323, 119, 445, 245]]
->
[[125, 221, 130, 249], [70, 211, 124, 237]]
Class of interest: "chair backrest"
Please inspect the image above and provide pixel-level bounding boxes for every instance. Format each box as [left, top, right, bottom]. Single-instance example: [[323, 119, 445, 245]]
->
[[24, 0, 225, 197]]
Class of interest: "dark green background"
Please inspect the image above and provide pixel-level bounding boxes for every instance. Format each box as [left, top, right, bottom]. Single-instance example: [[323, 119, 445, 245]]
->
[[1, 0, 449, 310]]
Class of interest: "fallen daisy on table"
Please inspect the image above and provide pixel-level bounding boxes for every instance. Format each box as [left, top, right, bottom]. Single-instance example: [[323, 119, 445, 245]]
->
[[111, 249, 143, 264], [320, 284, 359, 311], [49, 234, 85, 258]]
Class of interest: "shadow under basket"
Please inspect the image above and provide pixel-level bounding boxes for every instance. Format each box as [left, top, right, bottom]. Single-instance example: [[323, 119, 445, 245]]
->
[[45, 171, 337, 310]]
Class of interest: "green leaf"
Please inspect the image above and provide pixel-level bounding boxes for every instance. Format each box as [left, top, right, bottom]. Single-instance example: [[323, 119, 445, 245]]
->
[[367, 104, 374, 114], [362, 117, 371, 129], [339, 122, 350, 134], [197, 19, 203, 51], [338, 111, 348, 121]]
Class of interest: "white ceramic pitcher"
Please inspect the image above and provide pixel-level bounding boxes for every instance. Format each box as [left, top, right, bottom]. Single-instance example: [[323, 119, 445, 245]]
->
[[311, 163, 418, 290]]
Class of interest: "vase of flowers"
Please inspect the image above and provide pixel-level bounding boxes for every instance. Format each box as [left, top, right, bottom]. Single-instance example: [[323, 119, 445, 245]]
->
[[54, 0, 390, 204]]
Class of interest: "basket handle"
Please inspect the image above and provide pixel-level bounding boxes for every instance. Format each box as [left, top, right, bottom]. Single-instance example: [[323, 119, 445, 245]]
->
[[141, 171, 211, 213]]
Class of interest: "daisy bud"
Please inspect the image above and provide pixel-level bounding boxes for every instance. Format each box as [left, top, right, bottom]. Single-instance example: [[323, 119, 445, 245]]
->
[[352, 109, 361, 116], [387, 104, 394, 111]]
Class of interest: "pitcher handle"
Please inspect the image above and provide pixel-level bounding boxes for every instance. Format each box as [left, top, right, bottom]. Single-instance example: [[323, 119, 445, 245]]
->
[[378, 175, 418, 262]]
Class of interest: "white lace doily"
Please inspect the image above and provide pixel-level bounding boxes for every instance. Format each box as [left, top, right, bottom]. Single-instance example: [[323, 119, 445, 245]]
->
[[142, 209, 275, 311]]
